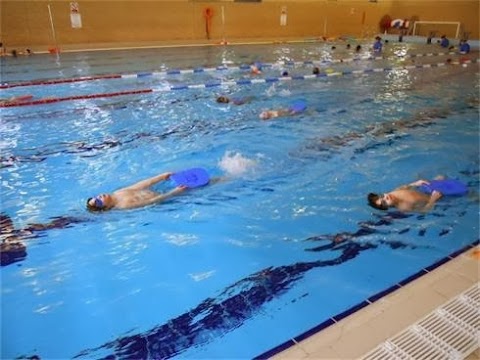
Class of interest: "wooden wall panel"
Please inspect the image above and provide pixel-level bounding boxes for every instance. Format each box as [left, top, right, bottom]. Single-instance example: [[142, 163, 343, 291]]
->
[[0, 1, 477, 51]]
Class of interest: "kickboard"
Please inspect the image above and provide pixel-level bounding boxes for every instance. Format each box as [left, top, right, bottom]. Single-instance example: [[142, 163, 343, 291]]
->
[[171, 168, 210, 188], [289, 99, 307, 114], [419, 179, 468, 196]]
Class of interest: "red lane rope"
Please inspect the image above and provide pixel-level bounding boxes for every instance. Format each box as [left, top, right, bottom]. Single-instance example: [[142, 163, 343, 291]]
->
[[0, 88, 153, 108], [0, 74, 122, 89]]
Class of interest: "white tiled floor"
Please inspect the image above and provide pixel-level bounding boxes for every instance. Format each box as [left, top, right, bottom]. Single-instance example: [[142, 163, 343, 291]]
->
[[273, 245, 479, 359]]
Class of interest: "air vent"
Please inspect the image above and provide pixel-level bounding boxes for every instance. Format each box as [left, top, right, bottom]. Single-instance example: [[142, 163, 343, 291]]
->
[[361, 283, 479, 360]]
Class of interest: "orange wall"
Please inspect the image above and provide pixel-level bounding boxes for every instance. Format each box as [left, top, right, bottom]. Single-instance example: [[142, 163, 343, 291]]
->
[[0, 1, 478, 51]]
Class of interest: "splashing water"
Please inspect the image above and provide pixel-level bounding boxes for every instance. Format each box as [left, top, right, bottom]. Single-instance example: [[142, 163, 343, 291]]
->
[[218, 151, 257, 177]]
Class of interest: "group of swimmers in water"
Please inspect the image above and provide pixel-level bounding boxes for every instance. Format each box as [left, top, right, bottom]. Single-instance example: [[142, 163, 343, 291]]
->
[[0, 172, 455, 266], [85, 94, 471, 213], [1, 35, 474, 264]]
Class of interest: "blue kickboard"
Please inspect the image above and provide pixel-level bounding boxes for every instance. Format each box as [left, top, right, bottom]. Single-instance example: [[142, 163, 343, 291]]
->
[[419, 179, 468, 196], [289, 99, 307, 114], [171, 168, 210, 188]]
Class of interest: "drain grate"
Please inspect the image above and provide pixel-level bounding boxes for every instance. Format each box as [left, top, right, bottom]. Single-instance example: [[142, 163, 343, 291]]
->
[[361, 283, 479, 360]]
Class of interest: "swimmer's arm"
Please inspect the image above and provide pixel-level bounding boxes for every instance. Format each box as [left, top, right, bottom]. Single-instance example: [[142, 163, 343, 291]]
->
[[122, 172, 173, 190], [397, 179, 430, 190], [146, 185, 187, 205], [419, 190, 443, 213]]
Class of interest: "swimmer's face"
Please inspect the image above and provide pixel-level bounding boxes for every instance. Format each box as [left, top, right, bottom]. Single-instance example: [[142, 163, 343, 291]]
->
[[251, 65, 261, 74], [378, 194, 392, 209], [367, 193, 391, 211], [259, 111, 271, 120], [86, 194, 111, 211]]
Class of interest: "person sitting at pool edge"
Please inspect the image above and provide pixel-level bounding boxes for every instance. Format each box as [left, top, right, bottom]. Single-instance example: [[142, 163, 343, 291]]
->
[[87, 172, 187, 211], [367, 178, 444, 213]]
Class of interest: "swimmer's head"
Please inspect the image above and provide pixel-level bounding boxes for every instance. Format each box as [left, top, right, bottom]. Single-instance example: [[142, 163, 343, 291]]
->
[[86, 195, 110, 212], [217, 96, 230, 103], [259, 110, 280, 120], [367, 193, 390, 211], [313, 67, 320, 75], [259, 111, 271, 120], [251, 64, 262, 74]]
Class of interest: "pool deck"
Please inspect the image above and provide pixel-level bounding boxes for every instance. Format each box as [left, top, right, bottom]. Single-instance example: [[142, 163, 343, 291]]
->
[[18, 38, 331, 55], [273, 245, 479, 360], [19, 35, 479, 55]]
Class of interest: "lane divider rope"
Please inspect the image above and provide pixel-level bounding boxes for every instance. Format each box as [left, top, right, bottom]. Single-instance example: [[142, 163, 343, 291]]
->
[[0, 50, 471, 90], [1, 58, 476, 108], [1, 89, 152, 107]]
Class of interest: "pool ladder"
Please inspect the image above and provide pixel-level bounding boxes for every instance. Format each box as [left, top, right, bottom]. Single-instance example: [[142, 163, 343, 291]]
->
[[361, 283, 479, 360]]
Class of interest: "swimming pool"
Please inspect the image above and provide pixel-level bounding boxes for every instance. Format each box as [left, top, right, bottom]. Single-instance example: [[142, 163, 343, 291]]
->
[[1, 42, 479, 359]]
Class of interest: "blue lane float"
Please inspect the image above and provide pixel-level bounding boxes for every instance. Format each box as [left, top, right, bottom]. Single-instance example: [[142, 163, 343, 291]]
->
[[153, 58, 477, 93], [1, 50, 475, 89], [1, 58, 477, 107]]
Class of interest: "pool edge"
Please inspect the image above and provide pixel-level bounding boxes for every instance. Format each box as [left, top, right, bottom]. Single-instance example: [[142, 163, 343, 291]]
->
[[260, 240, 479, 359]]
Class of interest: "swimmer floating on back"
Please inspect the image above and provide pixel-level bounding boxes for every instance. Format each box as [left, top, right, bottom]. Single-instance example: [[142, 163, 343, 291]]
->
[[259, 100, 307, 120], [87, 172, 186, 211], [87, 170, 223, 211], [367, 176, 468, 213]]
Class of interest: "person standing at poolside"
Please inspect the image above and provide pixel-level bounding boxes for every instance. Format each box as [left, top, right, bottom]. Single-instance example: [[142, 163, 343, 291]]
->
[[459, 39, 470, 54], [373, 36, 383, 53]]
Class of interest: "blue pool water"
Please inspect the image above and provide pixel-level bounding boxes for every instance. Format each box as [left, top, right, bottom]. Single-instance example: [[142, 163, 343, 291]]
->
[[1, 42, 479, 359]]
